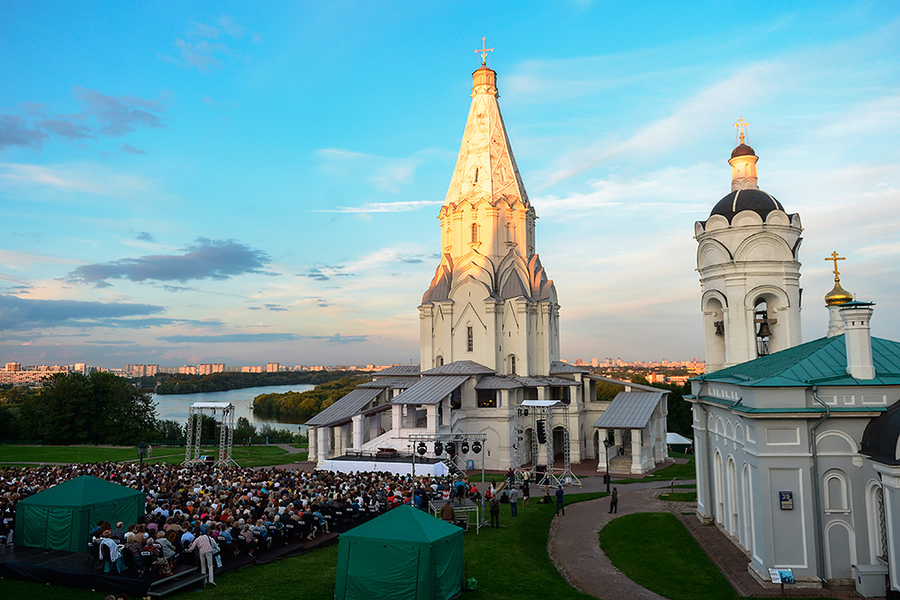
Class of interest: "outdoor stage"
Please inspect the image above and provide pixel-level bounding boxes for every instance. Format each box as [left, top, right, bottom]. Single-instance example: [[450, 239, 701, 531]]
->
[[321, 453, 450, 477]]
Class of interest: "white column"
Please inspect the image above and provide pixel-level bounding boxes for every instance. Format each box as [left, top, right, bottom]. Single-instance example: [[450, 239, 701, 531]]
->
[[597, 428, 608, 472], [308, 426, 318, 459], [351, 414, 363, 449], [392, 405, 402, 432], [334, 426, 344, 456], [426, 404, 437, 432], [631, 428, 643, 474], [317, 427, 328, 464]]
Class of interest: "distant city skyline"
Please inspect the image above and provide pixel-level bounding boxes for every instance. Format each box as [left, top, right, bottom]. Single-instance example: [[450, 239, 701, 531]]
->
[[2, 2, 899, 368]]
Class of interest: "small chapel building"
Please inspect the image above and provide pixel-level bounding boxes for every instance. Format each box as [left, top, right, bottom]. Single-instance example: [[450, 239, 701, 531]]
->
[[689, 131, 900, 594], [306, 53, 668, 476]]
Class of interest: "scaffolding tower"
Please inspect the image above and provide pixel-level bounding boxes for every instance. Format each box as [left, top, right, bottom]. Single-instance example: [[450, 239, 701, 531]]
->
[[515, 400, 581, 487], [184, 402, 238, 467]]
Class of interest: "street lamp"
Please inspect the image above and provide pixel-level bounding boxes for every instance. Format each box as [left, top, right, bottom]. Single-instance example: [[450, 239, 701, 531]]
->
[[137, 442, 148, 490], [603, 438, 612, 493]]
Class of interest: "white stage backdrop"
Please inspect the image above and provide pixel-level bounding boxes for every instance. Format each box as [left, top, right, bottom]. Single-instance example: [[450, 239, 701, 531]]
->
[[319, 459, 448, 477]]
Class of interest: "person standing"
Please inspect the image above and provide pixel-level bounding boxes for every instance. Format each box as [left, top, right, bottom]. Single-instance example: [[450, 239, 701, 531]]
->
[[188, 530, 217, 586], [522, 478, 530, 508], [509, 485, 519, 517], [489, 496, 500, 528], [608, 487, 618, 514], [555, 485, 565, 516]]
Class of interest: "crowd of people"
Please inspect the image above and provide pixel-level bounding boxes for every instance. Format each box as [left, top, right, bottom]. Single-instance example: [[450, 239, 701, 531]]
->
[[0, 461, 486, 583]]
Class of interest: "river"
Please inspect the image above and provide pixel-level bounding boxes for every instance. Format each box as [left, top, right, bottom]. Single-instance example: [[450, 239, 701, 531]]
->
[[152, 384, 314, 434]]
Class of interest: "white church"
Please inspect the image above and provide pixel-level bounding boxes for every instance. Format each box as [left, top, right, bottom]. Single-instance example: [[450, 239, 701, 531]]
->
[[306, 55, 669, 479], [689, 127, 900, 595]]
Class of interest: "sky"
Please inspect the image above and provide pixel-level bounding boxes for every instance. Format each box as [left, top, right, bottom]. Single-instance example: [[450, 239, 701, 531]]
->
[[2, 1, 899, 369]]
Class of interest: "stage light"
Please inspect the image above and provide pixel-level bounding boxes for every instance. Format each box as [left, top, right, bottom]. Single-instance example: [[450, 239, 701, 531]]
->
[[461, 440, 470, 454], [446, 442, 455, 454], [523, 409, 529, 416], [417, 442, 427, 455], [472, 441, 482, 454], [434, 441, 444, 455]]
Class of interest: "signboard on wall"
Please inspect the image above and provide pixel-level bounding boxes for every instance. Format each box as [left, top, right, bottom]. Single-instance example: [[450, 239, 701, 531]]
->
[[779, 491, 793, 510], [768, 568, 795, 584]]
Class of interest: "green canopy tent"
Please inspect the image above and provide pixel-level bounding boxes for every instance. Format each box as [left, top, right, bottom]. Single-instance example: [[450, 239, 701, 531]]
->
[[335, 505, 464, 600], [13, 475, 145, 553]]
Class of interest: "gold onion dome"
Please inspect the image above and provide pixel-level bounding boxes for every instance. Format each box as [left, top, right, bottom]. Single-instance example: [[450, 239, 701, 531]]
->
[[825, 281, 853, 306], [824, 251, 853, 306]]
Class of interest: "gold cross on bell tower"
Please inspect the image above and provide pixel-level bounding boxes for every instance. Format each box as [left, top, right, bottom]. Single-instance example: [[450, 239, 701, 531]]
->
[[734, 116, 749, 145], [475, 36, 494, 66], [826, 251, 846, 282]]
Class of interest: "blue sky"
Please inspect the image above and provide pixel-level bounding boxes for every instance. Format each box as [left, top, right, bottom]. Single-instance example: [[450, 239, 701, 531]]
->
[[2, 1, 899, 368]]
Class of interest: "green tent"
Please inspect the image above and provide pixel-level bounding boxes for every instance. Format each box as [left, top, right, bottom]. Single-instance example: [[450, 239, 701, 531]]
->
[[335, 505, 464, 600], [14, 475, 145, 553]]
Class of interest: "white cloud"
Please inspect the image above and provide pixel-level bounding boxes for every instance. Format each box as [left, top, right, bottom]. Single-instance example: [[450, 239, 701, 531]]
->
[[0, 163, 152, 197]]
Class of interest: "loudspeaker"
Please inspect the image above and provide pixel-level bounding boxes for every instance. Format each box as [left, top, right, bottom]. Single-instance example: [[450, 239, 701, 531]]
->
[[537, 419, 547, 444]]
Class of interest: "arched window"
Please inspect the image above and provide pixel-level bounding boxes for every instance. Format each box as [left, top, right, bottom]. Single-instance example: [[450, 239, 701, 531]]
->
[[509, 354, 516, 375], [466, 325, 474, 352], [471, 223, 479, 243], [824, 471, 850, 513], [754, 298, 771, 357], [436, 355, 444, 367]]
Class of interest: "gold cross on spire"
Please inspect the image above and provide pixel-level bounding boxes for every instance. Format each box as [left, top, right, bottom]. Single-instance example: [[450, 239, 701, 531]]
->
[[826, 251, 846, 281], [734, 116, 749, 145], [474, 36, 494, 66]]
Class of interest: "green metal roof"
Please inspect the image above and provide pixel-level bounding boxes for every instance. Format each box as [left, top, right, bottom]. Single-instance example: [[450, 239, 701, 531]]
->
[[692, 335, 900, 387]]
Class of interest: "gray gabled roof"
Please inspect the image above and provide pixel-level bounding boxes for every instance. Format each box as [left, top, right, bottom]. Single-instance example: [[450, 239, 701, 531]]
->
[[475, 376, 523, 390], [391, 375, 469, 405], [373, 365, 421, 376], [593, 391, 666, 429], [549, 361, 587, 374], [305, 386, 383, 427], [358, 376, 418, 389], [422, 360, 495, 376], [514, 375, 578, 387]]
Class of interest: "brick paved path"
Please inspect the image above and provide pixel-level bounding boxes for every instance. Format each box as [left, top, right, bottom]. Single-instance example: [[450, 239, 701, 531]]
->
[[548, 483, 871, 600]]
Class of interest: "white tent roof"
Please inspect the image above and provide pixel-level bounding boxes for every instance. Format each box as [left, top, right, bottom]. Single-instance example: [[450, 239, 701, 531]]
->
[[666, 432, 693, 446]]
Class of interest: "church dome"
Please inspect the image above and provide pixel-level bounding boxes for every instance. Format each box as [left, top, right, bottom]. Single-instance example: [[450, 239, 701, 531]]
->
[[861, 401, 900, 465], [709, 188, 784, 221], [731, 143, 756, 158], [825, 281, 853, 306]]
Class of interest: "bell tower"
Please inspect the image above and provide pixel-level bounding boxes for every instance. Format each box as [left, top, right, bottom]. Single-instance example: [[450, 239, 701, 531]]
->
[[419, 42, 559, 375], [694, 119, 803, 373]]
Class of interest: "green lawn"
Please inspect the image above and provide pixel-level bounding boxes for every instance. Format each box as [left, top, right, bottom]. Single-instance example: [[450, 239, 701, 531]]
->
[[658, 491, 698, 502], [614, 455, 696, 484], [600, 512, 740, 600], [0, 444, 305, 468]]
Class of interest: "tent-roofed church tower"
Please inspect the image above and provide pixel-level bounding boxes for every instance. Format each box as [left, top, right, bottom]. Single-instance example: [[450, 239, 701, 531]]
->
[[694, 118, 803, 373], [420, 42, 559, 376]]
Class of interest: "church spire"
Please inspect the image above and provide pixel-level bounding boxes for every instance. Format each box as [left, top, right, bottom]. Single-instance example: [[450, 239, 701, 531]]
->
[[442, 44, 530, 214]]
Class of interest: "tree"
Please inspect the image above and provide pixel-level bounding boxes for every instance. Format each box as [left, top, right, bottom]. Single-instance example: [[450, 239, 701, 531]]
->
[[21, 372, 157, 445]]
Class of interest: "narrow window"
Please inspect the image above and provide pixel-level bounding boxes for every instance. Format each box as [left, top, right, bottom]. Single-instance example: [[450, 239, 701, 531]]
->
[[436, 355, 444, 367], [467, 326, 474, 352], [509, 355, 516, 375], [474, 167, 479, 183], [471, 223, 478, 243]]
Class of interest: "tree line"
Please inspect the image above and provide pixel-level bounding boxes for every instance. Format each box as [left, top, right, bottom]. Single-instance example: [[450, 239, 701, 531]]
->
[[0, 372, 305, 445], [144, 369, 362, 394], [252, 376, 369, 423]]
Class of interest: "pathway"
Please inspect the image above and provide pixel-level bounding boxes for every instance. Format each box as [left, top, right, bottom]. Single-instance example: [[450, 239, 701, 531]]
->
[[548, 480, 868, 599]]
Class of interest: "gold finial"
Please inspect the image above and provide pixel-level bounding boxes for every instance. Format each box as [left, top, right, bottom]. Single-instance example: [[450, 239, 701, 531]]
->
[[734, 116, 749, 145], [826, 251, 846, 282], [474, 36, 494, 66]]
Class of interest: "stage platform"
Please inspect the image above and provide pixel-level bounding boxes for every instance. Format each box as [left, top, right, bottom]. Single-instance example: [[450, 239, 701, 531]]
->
[[0, 531, 340, 598], [322, 453, 450, 476]]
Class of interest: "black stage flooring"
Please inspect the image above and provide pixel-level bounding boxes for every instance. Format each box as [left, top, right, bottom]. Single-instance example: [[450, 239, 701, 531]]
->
[[0, 532, 340, 598]]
